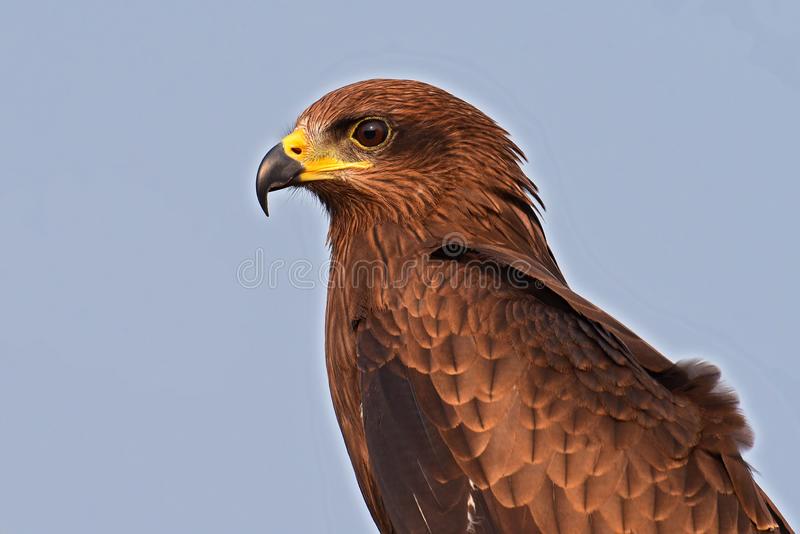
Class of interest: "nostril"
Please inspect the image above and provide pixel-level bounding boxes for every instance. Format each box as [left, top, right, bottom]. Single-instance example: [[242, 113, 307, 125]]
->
[[291, 147, 302, 155]]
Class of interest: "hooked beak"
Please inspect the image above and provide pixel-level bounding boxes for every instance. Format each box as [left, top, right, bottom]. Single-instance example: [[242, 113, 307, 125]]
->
[[255, 142, 304, 217]]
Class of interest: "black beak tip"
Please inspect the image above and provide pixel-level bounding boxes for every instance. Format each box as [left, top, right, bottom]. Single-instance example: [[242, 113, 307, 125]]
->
[[257, 187, 270, 217], [255, 142, 303, 219]]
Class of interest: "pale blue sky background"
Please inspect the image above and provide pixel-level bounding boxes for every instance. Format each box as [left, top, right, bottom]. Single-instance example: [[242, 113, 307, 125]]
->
[[1, 1, 798, 532]]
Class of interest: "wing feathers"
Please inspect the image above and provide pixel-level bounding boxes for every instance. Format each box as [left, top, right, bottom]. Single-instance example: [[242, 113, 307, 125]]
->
[[354, 246, 790, 533]]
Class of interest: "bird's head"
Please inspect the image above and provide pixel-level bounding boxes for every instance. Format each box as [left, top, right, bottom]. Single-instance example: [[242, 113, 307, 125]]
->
[[257, 79, 540, 234]]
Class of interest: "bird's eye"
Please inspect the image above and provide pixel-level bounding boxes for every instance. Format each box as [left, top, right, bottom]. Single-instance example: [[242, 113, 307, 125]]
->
[[351, 119, 390, 148]]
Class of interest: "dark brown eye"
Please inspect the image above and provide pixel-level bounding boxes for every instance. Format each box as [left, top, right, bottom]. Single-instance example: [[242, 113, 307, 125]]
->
[[352, 119, 389, 148]]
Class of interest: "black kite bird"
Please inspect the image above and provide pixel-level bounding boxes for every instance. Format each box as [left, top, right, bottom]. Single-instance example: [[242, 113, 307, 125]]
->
[[256, 79, 792, 533]]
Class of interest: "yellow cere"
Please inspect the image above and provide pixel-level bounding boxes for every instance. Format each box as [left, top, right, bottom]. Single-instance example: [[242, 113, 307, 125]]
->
[[281, 128, 372, 182]]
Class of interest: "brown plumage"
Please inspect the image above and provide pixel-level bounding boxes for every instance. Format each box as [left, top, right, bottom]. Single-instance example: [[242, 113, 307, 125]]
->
[[256, 79, 792, 533]]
